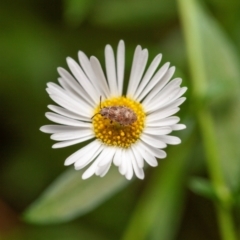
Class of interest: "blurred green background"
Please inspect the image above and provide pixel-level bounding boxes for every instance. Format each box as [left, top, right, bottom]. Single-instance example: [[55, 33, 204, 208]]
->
[[1, 0, 240, 239]]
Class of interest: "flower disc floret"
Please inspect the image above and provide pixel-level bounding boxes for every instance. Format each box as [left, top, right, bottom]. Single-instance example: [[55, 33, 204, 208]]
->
[[92, 96, 146, 148]]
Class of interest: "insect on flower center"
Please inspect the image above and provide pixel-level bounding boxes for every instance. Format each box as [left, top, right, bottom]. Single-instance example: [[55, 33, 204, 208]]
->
[[92, 96, 146, 148]]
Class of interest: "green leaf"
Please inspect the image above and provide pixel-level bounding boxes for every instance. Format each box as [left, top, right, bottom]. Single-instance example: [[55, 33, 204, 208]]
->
[[23, 167, 129, 224], [178, 0, 240, 191], [189, 177, 218, 200]]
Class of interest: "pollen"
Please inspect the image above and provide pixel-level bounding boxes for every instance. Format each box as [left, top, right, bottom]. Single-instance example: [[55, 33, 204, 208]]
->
[[92, 96, 146, 148]]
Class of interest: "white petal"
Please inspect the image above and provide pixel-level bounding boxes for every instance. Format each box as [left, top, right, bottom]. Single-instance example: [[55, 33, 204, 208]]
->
[[149, 97, 186, 114], [48, 105, 86, 121], [125, 149, 134, 180], [58, 77, 78, 97], [51, 129, 93, 141], [78, 51, 109, 99], [131, 144, 144, 168], [67, 57, 99, 104], [116, 40, 125, 95], [138, 140, 167, 159], [49, 94, 90, 120], [146, 108, 180, 124], [40, 125, 83, 134], [47, 80, 92, 113], [152, 87, 187, 111], [137, 62, 171, 102], [141, 66, 175, 105], [119, 150, 127, 175], [145, 78, 182, 109], [170, 97, 186, 108], [158, 135, 181, 145], [47, 82, 64, 93], [98, 147, 116, 166], [57, 78, 92, 108], [82, 148, 109, 179], [47, 93, 90, 120], [174, 87, 188, 100], [127, 45, 142, 97], [153, 97, 186, 111], [45, 112, 90, 127], [57, 74, 78, 96], [141, 133, 167, 149], [78, 51, 95, 84], [105, 45, 118, 96], [146, 84, 185, 113], [100, 163, 112, 177], [127, 48, 149, 97], [143, 126, 172, 135], [147, 115, 180, 125], [75, 145, 104, 170], [52, 135, 94, 148], [113, 149, 122, 166], [171, 124, 186, 130], [154, 87, 187, 111], [136, 146, 158, 167], [130, 149, 144, 179], [57, 67, 95, 107], [96, 162, 112, 177], [65, 140, 101, 166], [134, 53, 162, 99], [46, 87, 90, 112], [90, 57, 110, 98]]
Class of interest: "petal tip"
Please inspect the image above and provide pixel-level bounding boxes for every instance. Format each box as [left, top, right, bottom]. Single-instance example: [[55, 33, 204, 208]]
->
[[64, 161, 71, 166], [82, 174, 89, 180]]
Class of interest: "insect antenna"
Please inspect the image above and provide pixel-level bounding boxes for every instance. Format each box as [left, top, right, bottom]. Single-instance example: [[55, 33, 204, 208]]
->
[[91, 96, 103, 120], [91, 112, 101, 119]]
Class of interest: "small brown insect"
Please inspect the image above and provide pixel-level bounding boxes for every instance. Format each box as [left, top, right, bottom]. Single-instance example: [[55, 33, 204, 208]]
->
[[92, 97, 137, 126]]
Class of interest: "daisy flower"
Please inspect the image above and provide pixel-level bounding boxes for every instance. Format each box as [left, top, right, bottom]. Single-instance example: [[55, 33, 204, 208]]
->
[[40, 40, 187, 180]]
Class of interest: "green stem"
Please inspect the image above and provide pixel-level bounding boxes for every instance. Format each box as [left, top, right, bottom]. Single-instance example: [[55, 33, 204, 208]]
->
[[177, 0, 237, 239], [198, 110, 229, 196], [217, 205, 237, 240], [198, 110, 236, 240]]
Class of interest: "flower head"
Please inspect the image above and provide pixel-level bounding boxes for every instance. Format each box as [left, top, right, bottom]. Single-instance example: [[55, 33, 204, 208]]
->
[[40, 40, 187, 180]]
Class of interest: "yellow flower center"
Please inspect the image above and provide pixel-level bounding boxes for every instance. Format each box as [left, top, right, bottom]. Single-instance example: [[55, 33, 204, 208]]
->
[[92, 96, 146, 148]]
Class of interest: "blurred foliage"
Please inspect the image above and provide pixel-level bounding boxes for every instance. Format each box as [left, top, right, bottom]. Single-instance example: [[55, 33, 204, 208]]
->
[[0, 0, 240, 240], [178, 0, 240, 192], [189, 177, 217, 201], [24, 167, 129, 224]]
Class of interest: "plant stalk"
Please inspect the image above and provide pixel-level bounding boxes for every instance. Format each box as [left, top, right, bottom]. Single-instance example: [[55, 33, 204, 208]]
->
[[177, 0, 237, 239]]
